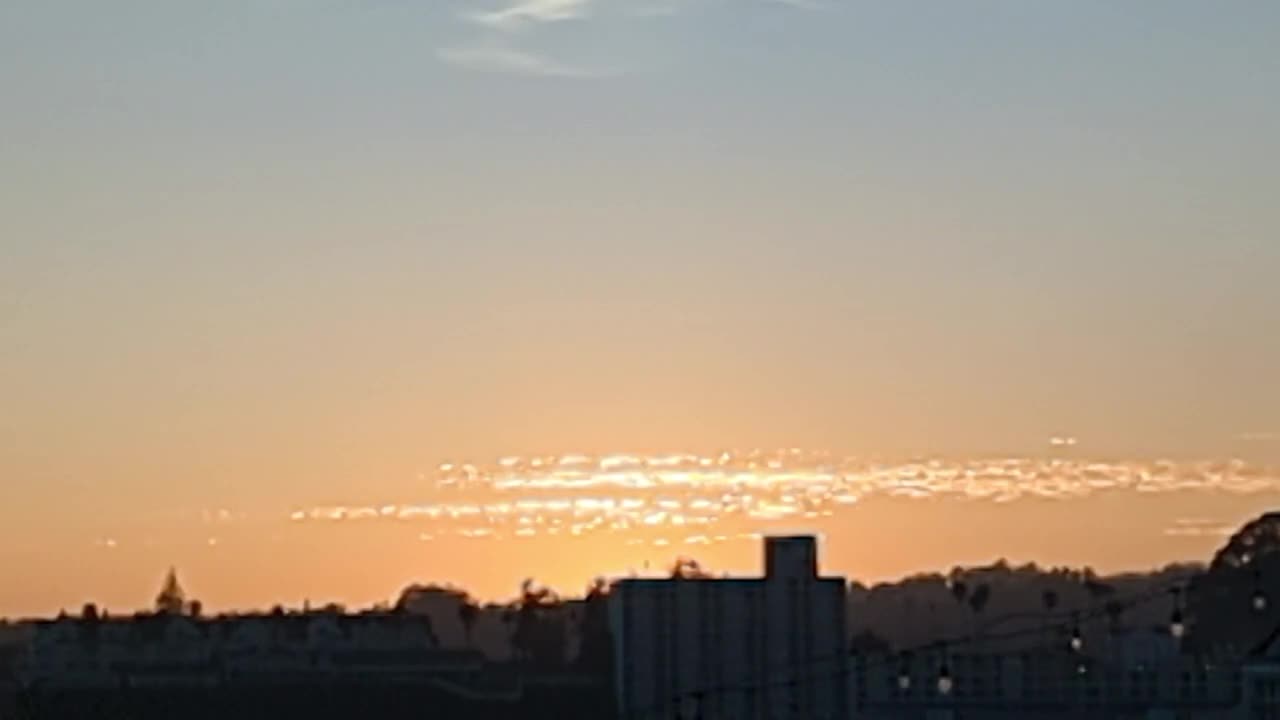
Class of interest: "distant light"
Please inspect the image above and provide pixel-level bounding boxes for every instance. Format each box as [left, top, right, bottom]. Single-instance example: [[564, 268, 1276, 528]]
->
[[937, 666, 953, 696], [1253, 591, 1268, 613], [897, 674, 911, 691], [1169, 588, 1186, 640]]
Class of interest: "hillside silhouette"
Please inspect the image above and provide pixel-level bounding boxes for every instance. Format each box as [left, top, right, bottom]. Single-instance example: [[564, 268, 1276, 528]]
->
[[3, 511, 1277, 691], [385, 512, 1279, 665]]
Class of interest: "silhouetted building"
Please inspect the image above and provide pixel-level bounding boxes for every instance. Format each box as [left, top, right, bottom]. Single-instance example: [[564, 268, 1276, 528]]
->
[[851, 647, 1243, 720], [21, 610, 468, 690], [17, 610, 616, 719], [610, 535, 847, 719], [1242, 625, 1280, 720]]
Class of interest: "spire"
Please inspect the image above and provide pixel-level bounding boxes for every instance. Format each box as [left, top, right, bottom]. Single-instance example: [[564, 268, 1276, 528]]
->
[[155, 567, 187, 615]]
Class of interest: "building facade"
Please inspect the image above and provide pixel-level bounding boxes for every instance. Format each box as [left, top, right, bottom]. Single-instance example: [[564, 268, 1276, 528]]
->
[[16, 610, 618, 720], [20, 610, 480, 690], [852, 648, 1243, 720], [1242, 625, 1280, 720], [610, 536, 847, 720]]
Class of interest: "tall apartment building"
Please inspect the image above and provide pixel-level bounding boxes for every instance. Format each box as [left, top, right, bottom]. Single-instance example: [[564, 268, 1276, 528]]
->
[[610, 536, 847, 719]]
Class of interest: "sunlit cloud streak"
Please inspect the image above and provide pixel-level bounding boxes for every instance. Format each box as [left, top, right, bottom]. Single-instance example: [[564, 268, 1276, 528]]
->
[[288, 452, 1280, 545], [1162, 517, 1237, 538]]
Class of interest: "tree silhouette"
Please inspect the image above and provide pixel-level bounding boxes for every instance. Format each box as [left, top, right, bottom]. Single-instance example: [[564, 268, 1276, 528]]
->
[[968, 584, 991, 614], [576, 578, 614, 679], [670, 557, 712, 579], [848, 630, 891, 655], [458, 600, 479, 647], [508, 579, 565, 667], [155, 568, 186, 615], [1105, 599, 1125, 646], [421, 614, 440, 648], [1187, 512, 1280, 653], [1210, 512, 1280, 570], [1083, 578, 1116, 601], [1079, 576, 1114, 650], [501, 606, 517, 656], [968, 583, 991, 628], [1040, 589, 1060, 647], [81, 603, 99, 622]]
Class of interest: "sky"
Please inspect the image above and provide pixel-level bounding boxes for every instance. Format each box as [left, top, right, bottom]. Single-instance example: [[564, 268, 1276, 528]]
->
[[1, 0, 1278, 617]]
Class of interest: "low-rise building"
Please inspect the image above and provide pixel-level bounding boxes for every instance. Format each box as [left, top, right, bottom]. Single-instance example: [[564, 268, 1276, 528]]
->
[[20, 610, 477, 690], [610, 535, 847, 719], [1241, 624, 1280, 720], [851, 647, 1243, 719]]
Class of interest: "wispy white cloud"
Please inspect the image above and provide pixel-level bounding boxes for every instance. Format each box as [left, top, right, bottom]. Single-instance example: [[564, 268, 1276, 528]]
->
[[437, 44, 613, 78], [469, 0, 594, 30], [441, 0, 815, 78], [441, 0, 616, 77]]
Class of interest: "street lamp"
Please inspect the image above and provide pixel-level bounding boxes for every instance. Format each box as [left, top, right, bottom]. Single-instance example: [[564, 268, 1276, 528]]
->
[[937, 664, 953, 696]]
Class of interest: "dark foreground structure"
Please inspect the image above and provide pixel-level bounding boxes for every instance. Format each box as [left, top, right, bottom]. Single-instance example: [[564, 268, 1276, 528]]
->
[[10, 607, 615, 720], [15, 679, 614, 720]]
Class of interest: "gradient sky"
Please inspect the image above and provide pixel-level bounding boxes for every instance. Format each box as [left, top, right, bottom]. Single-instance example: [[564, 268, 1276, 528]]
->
[[2, 0, 1279, 617]]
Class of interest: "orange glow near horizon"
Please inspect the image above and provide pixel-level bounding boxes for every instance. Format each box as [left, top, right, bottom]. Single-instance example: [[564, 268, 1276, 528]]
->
[[9, 449, 1277, 620], [4, 0, 1280, 627]]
